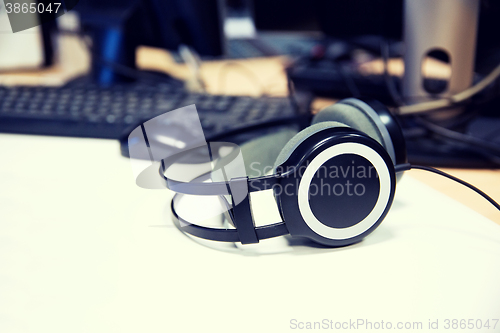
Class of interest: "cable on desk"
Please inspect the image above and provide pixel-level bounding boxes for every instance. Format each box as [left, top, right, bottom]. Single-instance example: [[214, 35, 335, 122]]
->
[[397, 61, 500, 115], [414, 117, 500, 162], [395, 163, 500, 211]]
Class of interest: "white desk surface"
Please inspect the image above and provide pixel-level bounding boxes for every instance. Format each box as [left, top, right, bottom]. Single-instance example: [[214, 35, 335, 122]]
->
[[1, 133, 500, 333]]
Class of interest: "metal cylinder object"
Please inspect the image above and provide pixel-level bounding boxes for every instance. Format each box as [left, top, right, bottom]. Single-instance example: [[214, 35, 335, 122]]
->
[[403, 0, 480, 108]]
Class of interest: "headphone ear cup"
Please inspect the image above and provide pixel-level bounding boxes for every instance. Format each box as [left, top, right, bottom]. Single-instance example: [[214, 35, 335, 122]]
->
[[313, 101, 385, 147], [274, 121, 349, 172], [312, 98, 403, 165]]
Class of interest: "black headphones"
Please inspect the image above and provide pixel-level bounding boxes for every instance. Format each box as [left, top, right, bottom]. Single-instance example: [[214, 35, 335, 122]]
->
[[152, 98, 414, 247], [128, 97, 499, 247]]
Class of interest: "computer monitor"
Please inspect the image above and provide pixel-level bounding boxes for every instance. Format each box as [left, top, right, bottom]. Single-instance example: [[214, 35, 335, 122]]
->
[[252, 0, 500, 72], [74, 0, 224, 85], [253, 0, 402, 40]]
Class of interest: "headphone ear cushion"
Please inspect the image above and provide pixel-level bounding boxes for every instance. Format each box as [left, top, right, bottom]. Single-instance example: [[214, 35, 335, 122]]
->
[[240, 128, 298, 178], [211, 128, 298, 181], [274, 121, 348, 171], [312, 101, 386, 150]]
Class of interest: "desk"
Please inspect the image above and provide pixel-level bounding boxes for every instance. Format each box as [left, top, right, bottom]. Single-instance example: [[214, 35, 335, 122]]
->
[[1, 35, 500, 333], [2, 130, 500, 333], [1, 34, 499, 224]]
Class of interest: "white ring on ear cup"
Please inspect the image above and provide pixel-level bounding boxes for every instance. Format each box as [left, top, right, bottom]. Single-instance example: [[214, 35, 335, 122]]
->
[[297, 142, 391, 240]]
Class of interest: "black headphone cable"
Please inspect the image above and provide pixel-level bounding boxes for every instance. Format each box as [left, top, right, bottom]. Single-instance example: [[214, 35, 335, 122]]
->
[[395, 163, 500, 212]]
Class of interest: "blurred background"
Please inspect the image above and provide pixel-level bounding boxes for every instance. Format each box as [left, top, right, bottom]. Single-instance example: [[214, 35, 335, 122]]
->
[[1, 0, 500, 219]]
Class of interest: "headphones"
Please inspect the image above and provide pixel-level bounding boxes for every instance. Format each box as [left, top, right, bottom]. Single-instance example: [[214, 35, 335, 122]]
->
[[154, 98, 410, 247]]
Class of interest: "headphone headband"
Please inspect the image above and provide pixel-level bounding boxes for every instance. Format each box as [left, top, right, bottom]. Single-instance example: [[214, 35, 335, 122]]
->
[[159, 144, 280, 196]]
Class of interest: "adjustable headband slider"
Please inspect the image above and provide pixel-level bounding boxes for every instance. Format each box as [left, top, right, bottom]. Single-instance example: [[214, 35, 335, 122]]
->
[[229, 176, 259, 244]]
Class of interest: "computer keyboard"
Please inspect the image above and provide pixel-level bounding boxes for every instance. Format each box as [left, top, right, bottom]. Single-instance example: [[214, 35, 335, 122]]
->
[[0, 78, 311, 140], [227, 35, 320, 59], [170, 35, 321, 62]]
